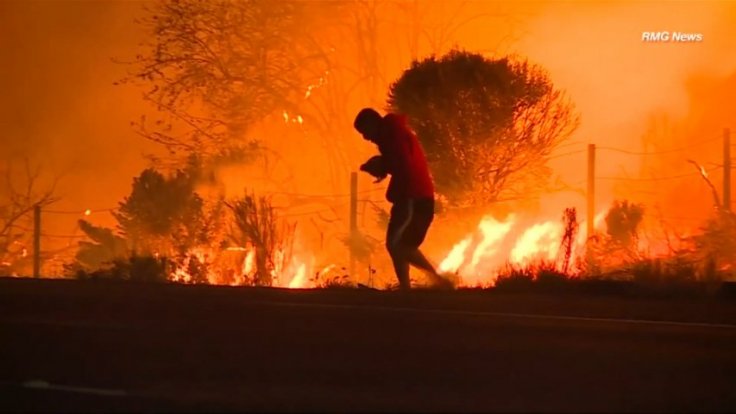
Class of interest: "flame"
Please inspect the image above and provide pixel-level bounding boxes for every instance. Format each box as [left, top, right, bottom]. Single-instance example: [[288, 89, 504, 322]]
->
[[224, 244, 319, 288], [509, 221, 562, 264], [288, 263, 308, 288], [438, 237, 472, 274], [439, 210, 608, 287], [170, 244, 317, 288], [243, 248, 255, 276], [471, 216, 514, 268], [439, 216, 514, 285]]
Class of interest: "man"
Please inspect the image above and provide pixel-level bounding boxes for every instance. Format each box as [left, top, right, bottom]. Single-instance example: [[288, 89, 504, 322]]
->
[[353, 107, 453, 290]]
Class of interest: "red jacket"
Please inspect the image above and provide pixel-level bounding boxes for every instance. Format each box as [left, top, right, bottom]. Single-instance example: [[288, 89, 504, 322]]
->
[[377, 113, 434, 203]]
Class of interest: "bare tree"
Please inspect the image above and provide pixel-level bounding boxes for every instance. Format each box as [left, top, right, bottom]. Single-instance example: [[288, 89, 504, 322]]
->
[[120, 0, 342, 161], [0, 159, 58, 275]]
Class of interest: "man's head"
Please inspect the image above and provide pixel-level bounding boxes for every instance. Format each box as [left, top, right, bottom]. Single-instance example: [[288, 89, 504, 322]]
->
[[353, 108, 383, 143]]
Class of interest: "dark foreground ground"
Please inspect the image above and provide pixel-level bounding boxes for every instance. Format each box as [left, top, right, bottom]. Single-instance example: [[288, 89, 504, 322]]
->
[[1, 277, 736, 413]]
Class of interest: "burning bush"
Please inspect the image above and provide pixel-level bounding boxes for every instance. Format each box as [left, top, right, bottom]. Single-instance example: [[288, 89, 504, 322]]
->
[[68, 158, 325, 287], [70, 165, 223, 283], [113, 165, 226, 282], [227, 192, 296, 287]]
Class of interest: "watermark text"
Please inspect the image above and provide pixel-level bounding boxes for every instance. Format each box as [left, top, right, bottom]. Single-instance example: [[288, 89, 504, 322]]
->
[[642, 31, 703, 43]]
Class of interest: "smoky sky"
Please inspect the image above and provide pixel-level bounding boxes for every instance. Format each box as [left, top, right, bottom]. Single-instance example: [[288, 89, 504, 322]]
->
[[0, 1, 159, 223]]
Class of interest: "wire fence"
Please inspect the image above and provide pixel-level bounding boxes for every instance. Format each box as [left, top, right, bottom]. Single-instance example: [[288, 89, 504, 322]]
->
[[11, 128, 731, 241]]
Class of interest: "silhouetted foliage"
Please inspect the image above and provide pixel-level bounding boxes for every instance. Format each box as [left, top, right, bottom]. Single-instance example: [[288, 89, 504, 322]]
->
[[388, 50, 579, 206], [72, 220, 129, 272], [605, 200, 644, 249], [75, 254, 168, 283]]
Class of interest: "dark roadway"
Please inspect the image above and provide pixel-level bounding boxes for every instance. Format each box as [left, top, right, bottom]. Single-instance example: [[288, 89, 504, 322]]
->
[[1, 278, 736, 412]]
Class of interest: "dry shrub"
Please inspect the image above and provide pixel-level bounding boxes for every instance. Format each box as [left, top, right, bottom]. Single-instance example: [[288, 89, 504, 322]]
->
[[227, 192, 295, 286]]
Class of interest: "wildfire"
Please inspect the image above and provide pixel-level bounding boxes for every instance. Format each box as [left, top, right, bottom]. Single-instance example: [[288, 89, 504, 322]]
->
[[172, 244, 320, 288], [439, 211, 607, 287], [169, 210, 610, 290]]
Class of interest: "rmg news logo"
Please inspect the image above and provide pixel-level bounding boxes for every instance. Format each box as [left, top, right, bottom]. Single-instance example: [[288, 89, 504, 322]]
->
[[642, 31, 703, 42]]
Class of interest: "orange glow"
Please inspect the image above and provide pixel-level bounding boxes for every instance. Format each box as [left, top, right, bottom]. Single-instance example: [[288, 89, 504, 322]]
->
[[3, 1, 735, 278]]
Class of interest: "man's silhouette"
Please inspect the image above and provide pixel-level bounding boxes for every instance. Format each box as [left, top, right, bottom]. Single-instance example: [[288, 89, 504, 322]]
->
[[354, 107, 453, 290]]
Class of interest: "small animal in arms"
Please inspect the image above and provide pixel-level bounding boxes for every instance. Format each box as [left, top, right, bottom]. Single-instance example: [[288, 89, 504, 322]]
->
[[360, 155, 388, 183]]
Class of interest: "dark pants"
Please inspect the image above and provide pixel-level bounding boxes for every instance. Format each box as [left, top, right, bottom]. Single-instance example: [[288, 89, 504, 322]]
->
[[386, 198, 434, 288]]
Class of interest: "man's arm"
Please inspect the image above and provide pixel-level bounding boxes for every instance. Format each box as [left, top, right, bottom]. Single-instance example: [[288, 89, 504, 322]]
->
[[379, 130, 412, 196]]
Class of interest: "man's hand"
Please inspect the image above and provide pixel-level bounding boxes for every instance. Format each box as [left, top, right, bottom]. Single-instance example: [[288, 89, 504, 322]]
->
[[360, 155, 388, 183]]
